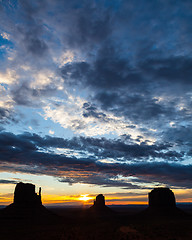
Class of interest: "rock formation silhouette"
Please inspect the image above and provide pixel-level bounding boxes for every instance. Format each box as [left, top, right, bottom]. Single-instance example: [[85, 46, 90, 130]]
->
[[142, 187, 185, 217], [149, 187, 176, 208], [1, 182, 56, 221], [93, 194, 105, 209], [89, 194, 113, 214], [14, 182, 42, 207]]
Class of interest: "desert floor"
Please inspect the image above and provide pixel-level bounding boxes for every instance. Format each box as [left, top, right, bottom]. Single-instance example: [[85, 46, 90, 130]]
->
[[0, 205, 192, 240]]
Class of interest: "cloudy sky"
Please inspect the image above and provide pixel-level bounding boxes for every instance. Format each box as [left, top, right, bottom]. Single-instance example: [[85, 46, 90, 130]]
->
[[0, 0, 192, 206]]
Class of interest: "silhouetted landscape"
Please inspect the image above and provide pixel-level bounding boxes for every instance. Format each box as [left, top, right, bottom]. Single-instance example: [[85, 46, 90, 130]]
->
[[1, 1, 192, 239], [0, 183, 192, 240]]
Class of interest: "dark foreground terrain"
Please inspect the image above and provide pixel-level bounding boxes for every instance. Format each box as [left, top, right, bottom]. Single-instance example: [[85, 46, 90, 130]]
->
[[0, 205, 192, 240]]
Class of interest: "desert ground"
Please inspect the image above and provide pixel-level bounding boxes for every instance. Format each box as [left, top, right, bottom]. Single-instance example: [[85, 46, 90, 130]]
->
[[0, 204, 192, 240]]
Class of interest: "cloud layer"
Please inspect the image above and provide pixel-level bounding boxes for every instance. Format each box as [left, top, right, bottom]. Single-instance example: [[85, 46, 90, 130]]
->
[[0, 0, 192, 191], [0, 131, 191, 189]]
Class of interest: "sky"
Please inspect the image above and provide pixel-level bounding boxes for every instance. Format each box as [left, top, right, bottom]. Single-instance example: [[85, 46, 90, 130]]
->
[[0, 0, 192, 206]]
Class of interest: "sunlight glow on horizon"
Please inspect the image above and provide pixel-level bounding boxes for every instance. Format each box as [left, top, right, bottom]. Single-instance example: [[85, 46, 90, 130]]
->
[[0, 172, 192, 207], [1, 187, 192, 206], [78, 194, 93, 202]]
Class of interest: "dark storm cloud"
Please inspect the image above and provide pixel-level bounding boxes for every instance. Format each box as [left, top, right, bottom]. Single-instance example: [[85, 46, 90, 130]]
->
[[127, 162, 192, 189], [0, 131, 181, 161], [140, 57, 192, 88], [0, 179, 18, 184], [63, 6, 112, 49], [19, 0, 46, 15], [82, 102, 107, 120], [0, 107, 18, 125], [24, 34, 48, 57], [14, 0, 113, 56], [11, 82, 58, 106], [61, 34, 192, 127], [94, 92, 175, 123], [0, 131, 189, 188], [56, 0, 192, 127], [163, 126, 192, 153], [61, 44, 142, 90], [16, 0, 49, 57], [2, 0, 192, 123], [41, 0, 113, 50], [0, 108, 10, 121], [58, 174, 141, 189], [61, 49, 185, 124]]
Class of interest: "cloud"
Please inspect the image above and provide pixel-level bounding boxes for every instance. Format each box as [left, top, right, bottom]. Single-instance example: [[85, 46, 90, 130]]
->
[[61, 44, 142, 90], [17, 0, 49, 57], [0, 179, 18, 184], [0, 69, 18, 85], [139, 57, 192, 90], [0, 86, 16, 124], [61, 47, 192, 132], [11, 81, 58, 107], [1, 0, 191, 126], [43, 95, 142, 137], [24, 35, 48, 57], [0, 107, 11, 122], [0, 131, 189, 189], [1, 32, 10, 40], [0, 131, 172, 160], [63, 6, 112, 49], [49, 130, 54, 135], [0, 0, 192, 192], [0, 131, 184, 165]]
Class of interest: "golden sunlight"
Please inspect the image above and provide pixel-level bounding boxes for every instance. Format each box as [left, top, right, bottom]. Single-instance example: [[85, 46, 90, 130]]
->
[[79, 194, 92, 202]]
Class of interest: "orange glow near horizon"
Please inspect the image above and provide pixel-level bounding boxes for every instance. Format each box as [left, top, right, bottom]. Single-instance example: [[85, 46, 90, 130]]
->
[[106, 200, 148, 205], [1, 187, 192, 206], [0, 197, 13, 205], [41, 192, 192, 206], [40, 194, 94, 205], [42, 194, 149, 205], [40, 194, 148, 206], [78, 194, 93, 202]]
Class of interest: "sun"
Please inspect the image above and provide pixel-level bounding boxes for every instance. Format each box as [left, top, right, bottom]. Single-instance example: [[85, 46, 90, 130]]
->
[[79, 194, 92, 202]]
